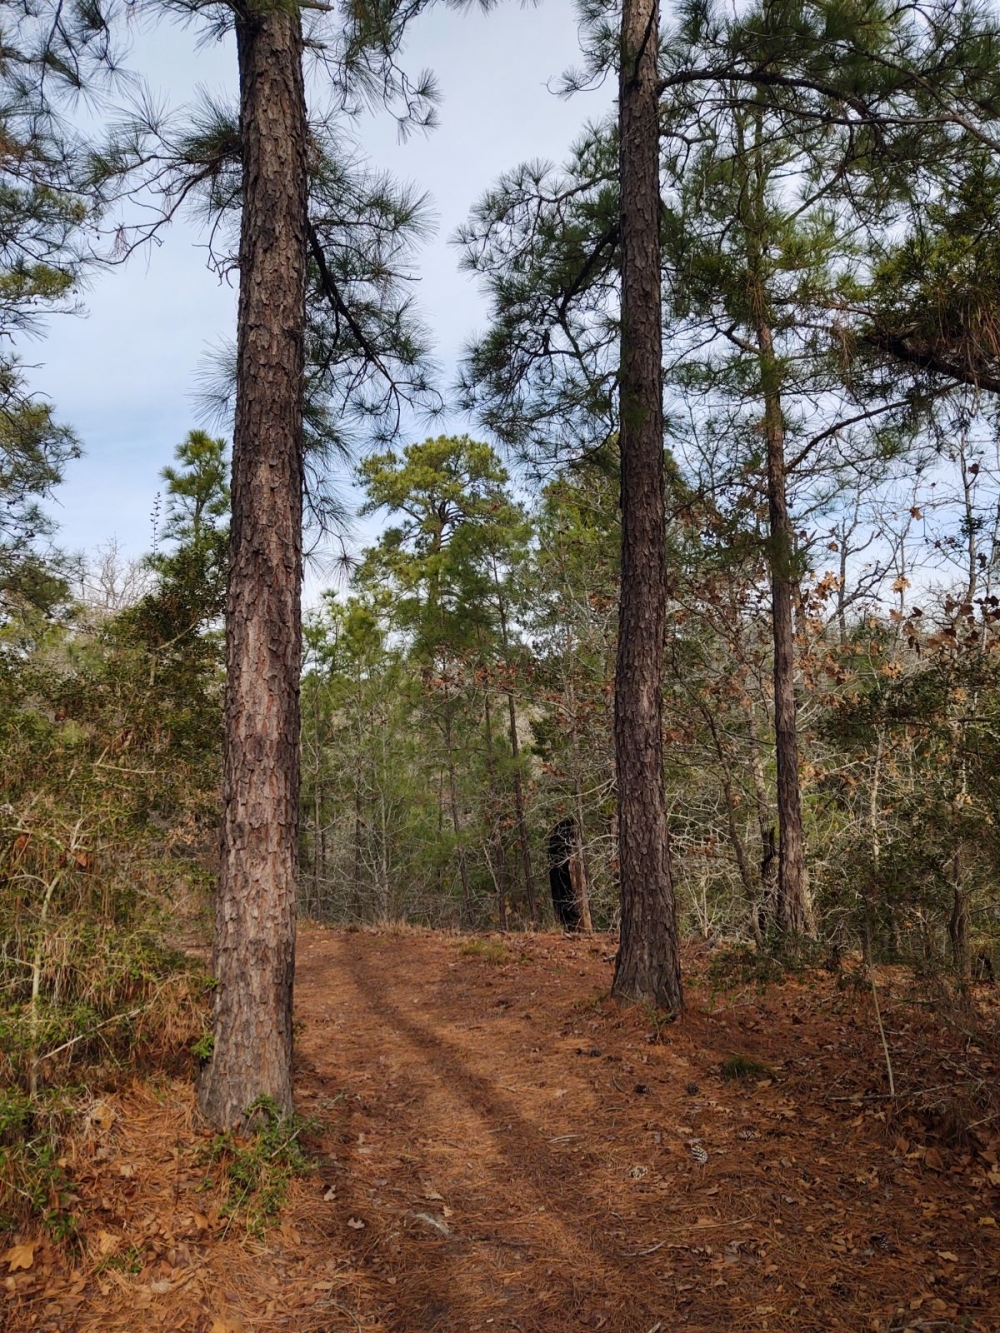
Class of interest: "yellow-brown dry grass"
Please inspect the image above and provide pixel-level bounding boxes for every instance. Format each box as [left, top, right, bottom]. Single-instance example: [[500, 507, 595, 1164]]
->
[[5, 928, 1000, 1332]]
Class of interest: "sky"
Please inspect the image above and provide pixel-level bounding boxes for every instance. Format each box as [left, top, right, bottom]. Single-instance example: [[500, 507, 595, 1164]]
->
[[29, 0, 610, 584]]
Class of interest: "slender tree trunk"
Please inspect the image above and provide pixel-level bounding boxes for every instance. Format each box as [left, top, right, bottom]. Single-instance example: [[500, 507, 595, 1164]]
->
[[353, 779, 364, 919], [755, 318, 815, 940], [863, 730, 883, 967], [612, 0, 683, 1012], [312, 779, 321, 917], [482, 685, 509, 930], [493, 571, 538, 924], [691, 687, 760, 938], [748, 735, 777, 911], [950, 848, 970, 981], [436, 767, 445, 899], [378, 789, 390, 923], [199, 5, 307, 1129], [565, 640, 594, 933], [572, 777, 594, 934], [444, 697, 472, 922], [319, 819, 327, 917], [506, 689, 537, 924]]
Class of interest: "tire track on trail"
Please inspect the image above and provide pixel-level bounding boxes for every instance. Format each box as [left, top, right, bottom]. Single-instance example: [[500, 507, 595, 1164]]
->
[[295, 931, 674, 1332]]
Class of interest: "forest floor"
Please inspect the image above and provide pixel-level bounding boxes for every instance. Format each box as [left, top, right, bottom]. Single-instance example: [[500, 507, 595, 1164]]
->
[[5, 926, 1000, 1333]]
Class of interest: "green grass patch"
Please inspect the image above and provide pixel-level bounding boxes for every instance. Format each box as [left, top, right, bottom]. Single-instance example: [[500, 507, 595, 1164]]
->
[[202, 1097, 315, 1238], [719, 1053, 773, 1082], [458, 939, 509, 965], [0, 1087, 78, 1241]]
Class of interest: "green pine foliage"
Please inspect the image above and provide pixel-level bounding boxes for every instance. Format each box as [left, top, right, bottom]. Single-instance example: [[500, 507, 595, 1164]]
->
[[0, 432, 230, 1230]]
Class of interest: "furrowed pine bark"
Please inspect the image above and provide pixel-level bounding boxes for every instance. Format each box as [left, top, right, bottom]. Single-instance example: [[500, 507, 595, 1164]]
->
[[198, 3, 308, 1130], [611, 0, 683, 1013]]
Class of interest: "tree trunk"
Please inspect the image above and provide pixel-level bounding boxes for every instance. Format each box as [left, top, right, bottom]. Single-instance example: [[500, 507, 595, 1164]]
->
[[950, 848, 971, 980], [199, 4, 308, 1130], [378, 788, 390, 923], [493, 570, 538, 924], [353, 781, 364, 919], [612, 0, 683, 1013], [506, 689, 537, 925], [444, 697, 472, 923], [482, 685, 509, 930], [572, 776, 594, 934], [747, 735, 777, 917], [312, 777, 321, 917], [756, 319, 815, 940], [565, 642, 594, 933], [693, 688, 760, 938]]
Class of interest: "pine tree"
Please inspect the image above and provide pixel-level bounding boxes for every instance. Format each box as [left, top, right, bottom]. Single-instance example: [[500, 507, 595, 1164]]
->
[[357, 436, 538, 924], [26, 0, 439, 1127]]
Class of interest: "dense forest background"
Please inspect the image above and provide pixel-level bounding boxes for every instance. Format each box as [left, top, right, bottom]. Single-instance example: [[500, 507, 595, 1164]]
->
[[9, 398, 1000, 990]]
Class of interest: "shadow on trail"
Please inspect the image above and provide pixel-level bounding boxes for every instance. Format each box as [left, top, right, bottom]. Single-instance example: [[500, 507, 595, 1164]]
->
[[335, 940, 668, 1333]]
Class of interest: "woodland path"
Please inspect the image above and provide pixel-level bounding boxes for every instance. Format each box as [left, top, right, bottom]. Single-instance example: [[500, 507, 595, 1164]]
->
[[7, 927, 1000, 1332], [292, 929, 1000, 1332]]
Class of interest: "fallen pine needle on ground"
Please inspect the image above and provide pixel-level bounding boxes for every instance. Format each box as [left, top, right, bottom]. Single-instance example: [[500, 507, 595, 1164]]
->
[[4, 926, 1000, 1332]]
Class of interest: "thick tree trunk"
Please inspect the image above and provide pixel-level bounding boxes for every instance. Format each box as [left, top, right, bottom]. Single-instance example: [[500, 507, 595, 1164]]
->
[[612, 0, 683, 1012], [757, 321, 815, 940], [198, 6, 307, 1130]]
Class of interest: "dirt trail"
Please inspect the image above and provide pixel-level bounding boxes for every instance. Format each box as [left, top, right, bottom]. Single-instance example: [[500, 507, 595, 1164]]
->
[[297, 932, 664, 1330], [6, 927, 1000, 1332], [294, 930, 1000, 1332]]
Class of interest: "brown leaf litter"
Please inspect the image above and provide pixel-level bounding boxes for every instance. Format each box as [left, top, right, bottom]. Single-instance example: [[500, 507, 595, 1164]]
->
[[4, 925, 1000, 1332]]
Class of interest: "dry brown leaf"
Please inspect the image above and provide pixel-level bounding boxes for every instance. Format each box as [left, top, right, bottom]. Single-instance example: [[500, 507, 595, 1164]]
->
[[97, 1231, 118, 1256], [4, 1242, 36, 1272], [210, 1315, 246, 1333]]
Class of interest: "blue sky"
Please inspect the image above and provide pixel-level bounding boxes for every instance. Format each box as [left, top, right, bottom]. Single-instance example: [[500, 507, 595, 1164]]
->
[[30, 0, 610, 584]]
